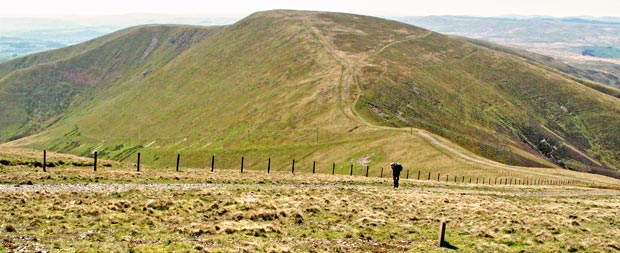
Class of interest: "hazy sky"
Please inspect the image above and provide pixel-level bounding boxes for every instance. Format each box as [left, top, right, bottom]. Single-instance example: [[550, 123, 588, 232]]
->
[[2, 0, 619, 18]]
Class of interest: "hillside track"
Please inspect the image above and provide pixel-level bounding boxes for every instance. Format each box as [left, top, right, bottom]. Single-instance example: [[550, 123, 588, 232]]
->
[[299, 19, 547, 176], [297, 18, 620, 184], [2, 182, 617, 197]]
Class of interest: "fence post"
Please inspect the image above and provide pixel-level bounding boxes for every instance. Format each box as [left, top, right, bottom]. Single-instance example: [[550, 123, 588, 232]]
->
[[462, 176, 465, 183], [446, 174, 448, 182], [267, 158, 271, 174], [332, 163, 335, 175], [381, 168, 383, 178], [437, 173, 440, 181], [241, 157, 244, 173], [428, 172, 431, 180], [176, 154, 180, 172], [291, 159, 295, 174], [476, 177, 478, 184], [313, 161, 316, 174], [136, 152, 140, 172], [366, 166, 369, 177], [43, 150, 47, 172], [211, 155, 215, 172], [469, 177, 471, 183], [94, 151, 98, 172], [349, 164, 353, 176], [438, 221, 446, 247], [418, 170, 421, 180], [406, 170, 409, 179], [454, 176, 457, 183]]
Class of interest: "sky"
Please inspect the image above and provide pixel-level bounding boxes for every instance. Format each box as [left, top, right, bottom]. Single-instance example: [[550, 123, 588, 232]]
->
[[2, 0, 620, 18]]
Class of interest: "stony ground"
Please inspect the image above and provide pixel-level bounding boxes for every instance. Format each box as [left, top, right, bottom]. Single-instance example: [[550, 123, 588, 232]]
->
[[1, 169, 619, 252]]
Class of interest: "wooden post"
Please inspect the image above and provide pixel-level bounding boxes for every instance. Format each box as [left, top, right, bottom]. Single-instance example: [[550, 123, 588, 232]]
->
[[313, 161, 316, 174], [428, 172, 431, 180], [381, 168, 383, 178], [437, 173, 440, 181], [291, 159, 295, 174], [476, 177, 478, 184], [267, 158, 271, 174], [332, 163, 335, 175], [349, 164, 353, 176], [43, 150, 47, 172], [454, 176, 457, 183], [176, 154, 180, 172], [462, 176, 465, 183], [316, 128, 319, 145], [211, 155, 215, 172], [446, 174, 448, 182], [438, 221, 446, 247], [495, 178, 497, 184], [94, 151, 98, 172], [469, 177, 471, 183], [366, 166, 369, 177], [418, 170, 421, 180], [136, 152, 140, 172], [241, 157, 244, 173], [406, 170, 409, 179]]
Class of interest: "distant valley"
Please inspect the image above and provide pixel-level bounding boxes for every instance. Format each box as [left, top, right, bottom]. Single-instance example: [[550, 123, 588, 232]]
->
[[398, 16, 620, 87], [0, 14, 239, 62]]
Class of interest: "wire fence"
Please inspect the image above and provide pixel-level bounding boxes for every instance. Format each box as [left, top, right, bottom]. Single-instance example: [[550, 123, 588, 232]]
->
[[33, 149, 583, 187]]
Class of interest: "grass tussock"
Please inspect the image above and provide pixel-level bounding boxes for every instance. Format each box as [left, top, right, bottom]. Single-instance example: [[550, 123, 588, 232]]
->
[[0, 171, 619, 252]]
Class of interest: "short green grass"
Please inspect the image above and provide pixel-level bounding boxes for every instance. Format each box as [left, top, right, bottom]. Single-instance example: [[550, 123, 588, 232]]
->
[[2, 10, 619, 184]]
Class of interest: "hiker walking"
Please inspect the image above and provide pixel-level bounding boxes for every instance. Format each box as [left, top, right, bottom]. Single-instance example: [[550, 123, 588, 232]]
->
[[391, 162, 403, 188]]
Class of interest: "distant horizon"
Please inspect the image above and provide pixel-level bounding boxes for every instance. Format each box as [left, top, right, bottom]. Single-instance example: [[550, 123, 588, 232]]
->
[[2, 0, 620, 19], [2, 10, 619, 21]]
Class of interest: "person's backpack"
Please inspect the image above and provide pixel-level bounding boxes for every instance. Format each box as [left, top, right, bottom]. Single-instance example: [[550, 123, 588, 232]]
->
[[393, 162, 403, 172]]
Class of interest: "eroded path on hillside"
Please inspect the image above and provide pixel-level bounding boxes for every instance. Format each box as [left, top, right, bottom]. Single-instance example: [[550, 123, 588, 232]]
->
[[298, 19, 619, 185]]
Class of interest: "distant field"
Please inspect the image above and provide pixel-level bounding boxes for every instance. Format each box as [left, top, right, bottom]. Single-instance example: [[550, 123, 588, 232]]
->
[[570, 46, 620, 59]]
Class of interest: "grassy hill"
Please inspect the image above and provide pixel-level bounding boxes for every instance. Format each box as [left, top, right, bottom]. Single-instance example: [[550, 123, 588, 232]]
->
[[398, 16, 620, 88], [1, 10, 619, 178], [0, 25, 217, 141]]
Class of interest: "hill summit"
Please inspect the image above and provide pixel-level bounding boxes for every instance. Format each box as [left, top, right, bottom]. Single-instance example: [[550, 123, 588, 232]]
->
[[0, 10, 619, 177]]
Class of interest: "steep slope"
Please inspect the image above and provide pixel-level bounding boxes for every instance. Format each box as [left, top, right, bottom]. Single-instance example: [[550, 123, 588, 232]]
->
[[1, 10, 619, 177], [398, 16, 620, 88], [0, 25, 217, 141], [326, 17, 620, 175], [457, 36, 620, 98]]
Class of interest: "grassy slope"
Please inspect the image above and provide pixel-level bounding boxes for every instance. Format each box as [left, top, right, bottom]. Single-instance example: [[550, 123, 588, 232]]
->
[[458, 36, 620, 97], [0, 25, 217, 141], [1, 10, 619, 179], [307, 14, 620, 175]]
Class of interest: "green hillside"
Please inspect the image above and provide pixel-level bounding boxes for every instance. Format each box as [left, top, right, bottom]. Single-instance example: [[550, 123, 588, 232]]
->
[[1, 10, 619, 178], [459, 36, 620, 93], [0, 25, 217, 141]]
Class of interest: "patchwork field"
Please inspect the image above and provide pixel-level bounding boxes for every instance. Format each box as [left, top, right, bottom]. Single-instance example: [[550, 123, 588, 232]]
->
[[1, 160, 619, 252]]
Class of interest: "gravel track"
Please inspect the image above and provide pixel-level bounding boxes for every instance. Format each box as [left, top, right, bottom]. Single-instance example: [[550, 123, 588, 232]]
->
[[2, 182, 618, 197]]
